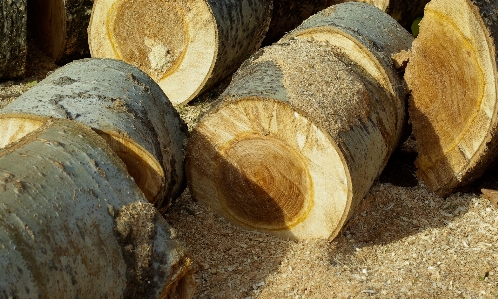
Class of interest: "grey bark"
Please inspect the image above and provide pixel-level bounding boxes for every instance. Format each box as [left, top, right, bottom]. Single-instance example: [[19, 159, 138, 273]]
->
[[1, 58, 187, 210], [201, 0, 273, 95], [0, 119, 193, 298]]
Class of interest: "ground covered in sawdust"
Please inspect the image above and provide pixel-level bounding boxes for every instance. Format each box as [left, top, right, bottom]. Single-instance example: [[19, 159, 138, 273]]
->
[[1, 43, 497, 299], [173, 92, 498, 298]]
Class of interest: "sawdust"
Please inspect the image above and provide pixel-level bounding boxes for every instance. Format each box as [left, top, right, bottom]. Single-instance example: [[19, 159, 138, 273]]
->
[[167, 177, 498, 298], [2, 41, 498, 299]]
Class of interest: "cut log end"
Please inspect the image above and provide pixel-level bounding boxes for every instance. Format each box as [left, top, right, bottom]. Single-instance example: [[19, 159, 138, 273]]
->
[[90, 0, 217, 106], [0, 115, 46, 149], [108, 0, 188, 81], [159, 257, 196, 299], [217, 134, 313, 230], [97, 131, 165, 204], [405, 0, 497, 195], [187, 99, 350, 239]]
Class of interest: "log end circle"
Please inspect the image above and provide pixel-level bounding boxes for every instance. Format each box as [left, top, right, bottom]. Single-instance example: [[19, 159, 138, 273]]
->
[[109, 0, 188, 81], [409, 13, 484, 159], [405, 0, 497, 193], [97, 131, 165, 205], [0, 115, 47, 149], [217, 134, 313, 230], [186, 99, 351, 239]]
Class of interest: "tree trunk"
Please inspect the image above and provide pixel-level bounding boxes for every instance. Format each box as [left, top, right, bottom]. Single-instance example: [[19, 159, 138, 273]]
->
[[404, 0, 498, 196], [27, 0, 93, 65], [88, 0, 272, 106], [0, 0, 27, 78], [186, 3, 412, 240], [0, 58, 187, 211], [0, 118, 194, 298]]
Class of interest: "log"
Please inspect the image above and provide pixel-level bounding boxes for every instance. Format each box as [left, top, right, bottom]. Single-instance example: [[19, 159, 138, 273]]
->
[[404, 0, 498, 196], [27, 0, 93, 64], [186, 3, 412, 240], [0, 0, 27, 78], [0, 118, 194, 298], [284, 2, 412, 115], [0, 58, 187, 211], [88, 0, 272, 106]]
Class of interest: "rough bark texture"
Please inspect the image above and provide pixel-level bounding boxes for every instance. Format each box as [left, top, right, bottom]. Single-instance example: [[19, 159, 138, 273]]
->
[[0, 0, 27, 78], [284, 2, 413, 142], [187, 4, 411, 239], [89, 0, 272, 106], [404, 0, 498, 196], [205, 0, 273, 98], [0, 119, 194, 299], [0, 58, 188, 210], [28, 0, 93, 65]]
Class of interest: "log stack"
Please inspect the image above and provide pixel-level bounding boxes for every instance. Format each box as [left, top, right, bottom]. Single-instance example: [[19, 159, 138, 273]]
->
[[0, 118, 194, 298], [0, 58, 188, 211], [404, 0, 498, 196], [88, 0, 272, 106], [186, 3, 413, 240]]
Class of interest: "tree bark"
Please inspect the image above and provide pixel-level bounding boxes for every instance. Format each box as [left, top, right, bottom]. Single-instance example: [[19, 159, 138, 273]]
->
[[0, 58, 187, 211], [0, 0, 27, 78], [27, 0, 93, 65], [186, 3, 412, 240], [0, 118, 194, 298], [88, 0, 272, 106], [404, 0, 498, 196]]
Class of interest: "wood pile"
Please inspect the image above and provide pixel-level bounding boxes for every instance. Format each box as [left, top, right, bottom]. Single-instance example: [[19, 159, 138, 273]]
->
[[1, 0, 497, 296], [0, 60, 193, 297]]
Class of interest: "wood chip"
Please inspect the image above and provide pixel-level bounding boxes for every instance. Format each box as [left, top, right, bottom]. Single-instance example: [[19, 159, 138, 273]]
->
[[481, 189, 498, 208]]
